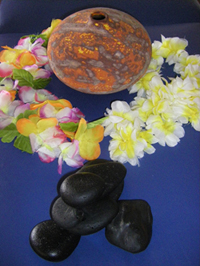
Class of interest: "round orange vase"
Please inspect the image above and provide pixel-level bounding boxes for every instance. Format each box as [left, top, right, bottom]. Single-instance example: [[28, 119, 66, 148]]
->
[[47, 8, 152, 94]]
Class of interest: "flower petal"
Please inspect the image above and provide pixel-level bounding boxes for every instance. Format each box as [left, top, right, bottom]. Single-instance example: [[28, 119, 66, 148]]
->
[[16, 118, 37, 136], [18, 86, 35, 103], [36, 117, 58, 133], [0, 63, 15, 77]]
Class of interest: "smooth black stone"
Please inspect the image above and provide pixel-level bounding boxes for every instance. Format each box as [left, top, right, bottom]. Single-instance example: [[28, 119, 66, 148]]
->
[[108, 180, 124, 200], [105, 200, 153, 253], [78, 161, 127, 197], [29, 220, 81, 262], [68, 198, 119, 235], [60, 172, 105, 207], [83, 159, 112, 167], [50, 197, 85, 229]]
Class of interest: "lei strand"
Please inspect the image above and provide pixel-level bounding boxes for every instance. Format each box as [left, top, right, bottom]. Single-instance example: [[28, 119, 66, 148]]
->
[[0, 20, 199, 173]]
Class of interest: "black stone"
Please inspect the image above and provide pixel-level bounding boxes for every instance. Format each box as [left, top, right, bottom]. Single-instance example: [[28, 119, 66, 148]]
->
[[60, 172, 105, 207], [108, 180, 124, 200], [50, 197, 85, 229], [105, 200, 153, 253], [29, 220, 81, 262], [82, 159, 112, 167], [78, 161, 127, 197], [68, 198, 119, 235]]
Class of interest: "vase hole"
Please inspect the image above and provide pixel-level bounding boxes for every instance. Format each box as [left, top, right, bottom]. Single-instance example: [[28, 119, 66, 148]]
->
[[91, 12, 106, 20]]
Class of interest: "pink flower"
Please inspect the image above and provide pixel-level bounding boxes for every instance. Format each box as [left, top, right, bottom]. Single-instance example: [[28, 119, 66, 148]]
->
[[29, 38, 49, 66], [0, 62, 15, 77], [0, 78, 17, 92], [18, 86, 58, 103], [0, 110, 13, 129], [0, 90, 30, 129], [29, 126, 66, 163], [56, 107, 85, 123], [0, 90, 16, 114], [58, 140, 84, 174], [15, 37, 48, 66], [23, 64, 51, 79], [39, 103, 85, 123]]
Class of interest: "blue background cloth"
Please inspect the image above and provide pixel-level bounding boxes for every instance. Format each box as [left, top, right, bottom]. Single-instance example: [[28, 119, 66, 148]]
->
[[0, 1, 199, 266]]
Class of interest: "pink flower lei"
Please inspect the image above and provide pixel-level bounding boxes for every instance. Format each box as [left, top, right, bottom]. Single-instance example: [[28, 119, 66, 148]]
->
[[0, 19, 105, 174]]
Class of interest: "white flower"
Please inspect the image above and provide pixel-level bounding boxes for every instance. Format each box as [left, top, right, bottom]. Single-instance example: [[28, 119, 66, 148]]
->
[[146, 115, 185, 147], [107, 120, 158, 166], [128, 70, 161, 95], [102, 100, 140, 135], [108, 123, 146, 166], [174, 54, 200, 76], [149, 40, 164, 70], [173, 50, 189, 74], [158, 35, 188, 64], [183, 64, 200, 88]]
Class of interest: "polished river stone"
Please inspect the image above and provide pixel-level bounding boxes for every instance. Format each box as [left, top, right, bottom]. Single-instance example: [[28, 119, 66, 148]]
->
[[78, 160, 127, 197], [105, 200, 153, 253], [50, 197, 85, 229], [108, 180, 124, 200], [30, 159, 153, 261], [60, 172, 105, 207], [68, 198, 119, 235], [29, 220, 81, 262]]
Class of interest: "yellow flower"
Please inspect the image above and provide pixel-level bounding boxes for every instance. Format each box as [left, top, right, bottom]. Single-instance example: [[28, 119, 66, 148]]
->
[[74, 118, 104, 160], [41, 19, 62, 39], [0, 47, 36, 68], [16, 114, 58, 136]]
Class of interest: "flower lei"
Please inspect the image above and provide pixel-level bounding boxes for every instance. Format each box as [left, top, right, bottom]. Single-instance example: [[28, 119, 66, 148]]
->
[[0, 20, 199, 173]]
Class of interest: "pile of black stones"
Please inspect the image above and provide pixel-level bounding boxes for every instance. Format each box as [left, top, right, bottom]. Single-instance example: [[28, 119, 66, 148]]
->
[[29, 159, 153, 262]]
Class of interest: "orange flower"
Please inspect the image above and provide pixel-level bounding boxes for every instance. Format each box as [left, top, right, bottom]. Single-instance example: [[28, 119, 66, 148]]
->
[[30, 99, 72, 113], [0, 47, 36, 68], [8, 90, 16, 101], [62, 130, 76, 140], [74, 118, 104, 160], [16, 114, 58, 136]]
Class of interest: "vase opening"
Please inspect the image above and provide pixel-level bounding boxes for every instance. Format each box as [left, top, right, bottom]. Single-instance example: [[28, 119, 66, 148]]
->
[[91, 12, 106, 21]]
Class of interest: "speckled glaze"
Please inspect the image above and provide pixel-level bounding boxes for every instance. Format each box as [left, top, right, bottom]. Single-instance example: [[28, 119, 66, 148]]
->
[[47, 7, 152, 94]]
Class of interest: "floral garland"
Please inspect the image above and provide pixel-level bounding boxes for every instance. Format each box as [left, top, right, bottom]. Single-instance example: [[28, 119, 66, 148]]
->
[[0, 20, 199, 173]]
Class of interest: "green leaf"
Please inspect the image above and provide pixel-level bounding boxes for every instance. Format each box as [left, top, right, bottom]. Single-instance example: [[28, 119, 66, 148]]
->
[[14, 135, 33, 154], [0, 123, 19, 143], [59, 122, 79, 132], [13, 69, 34, 87], [87, 117, 107, 129], [16, 109, 37, 121], [23, 109, 37, 119], [33, 77, 52, 89]]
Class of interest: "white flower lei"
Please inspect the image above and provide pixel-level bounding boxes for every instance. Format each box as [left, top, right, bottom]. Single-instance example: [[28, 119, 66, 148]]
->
[[102, 35, 200, 166]]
